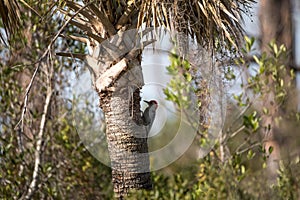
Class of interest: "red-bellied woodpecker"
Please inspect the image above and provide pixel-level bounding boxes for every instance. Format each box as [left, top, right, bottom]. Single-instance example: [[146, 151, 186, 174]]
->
[[142, 100, 158, 136]]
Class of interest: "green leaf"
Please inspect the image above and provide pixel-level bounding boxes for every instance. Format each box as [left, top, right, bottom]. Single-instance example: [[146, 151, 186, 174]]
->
[[241, 165, 245, 174], [247, 149, 256, 160], [273, 43, 278, 57], [268, 146, 274, 154], [185, 73, 192, 82], [263, 107, 268, 114], [253, 55, 260, 64]]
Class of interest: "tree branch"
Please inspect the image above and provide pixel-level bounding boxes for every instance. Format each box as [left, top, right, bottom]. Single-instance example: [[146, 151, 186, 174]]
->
[[15, 1, 93, 132], [21, 64, 53, 200], [55, 52, 86, 60], [95, 59, 127, 92]]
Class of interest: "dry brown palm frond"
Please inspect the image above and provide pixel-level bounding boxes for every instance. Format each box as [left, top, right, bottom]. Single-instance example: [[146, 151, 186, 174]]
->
[[0, 0, 22, 44], [58, 0, 254, 51], [57, 0, 142, 53], [139, 0, 255, 49]]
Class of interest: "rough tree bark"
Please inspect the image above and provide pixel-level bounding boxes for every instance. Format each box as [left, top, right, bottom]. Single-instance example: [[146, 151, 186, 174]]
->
[[98, 59, 152, 197], [99, 67, 151, 197], [76, 29, 154, 198]]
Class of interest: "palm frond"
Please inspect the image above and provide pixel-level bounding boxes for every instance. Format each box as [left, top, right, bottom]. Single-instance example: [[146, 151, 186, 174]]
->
[[59, 0, 255, 51], [139, 0, 255, 49], [0, 0, 22, 45]]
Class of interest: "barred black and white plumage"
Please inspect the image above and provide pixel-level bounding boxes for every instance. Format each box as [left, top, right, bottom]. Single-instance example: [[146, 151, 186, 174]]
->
[[142, 100, 158, 136]]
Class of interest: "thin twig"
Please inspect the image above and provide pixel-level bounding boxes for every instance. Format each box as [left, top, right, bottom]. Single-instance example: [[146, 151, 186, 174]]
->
[[15, 1, 94, 132], [18, 3, 95, 199], [22, 50, 54, 200], [230, 102, 251, 128], [236, 142, 261, 155], [15, 64, 40, 132], [22, 80, 53, 200], [229, 125, 246, 139]]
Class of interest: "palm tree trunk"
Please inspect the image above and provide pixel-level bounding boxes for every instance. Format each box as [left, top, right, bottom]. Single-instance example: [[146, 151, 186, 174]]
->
[[98, 59, 152, 198]]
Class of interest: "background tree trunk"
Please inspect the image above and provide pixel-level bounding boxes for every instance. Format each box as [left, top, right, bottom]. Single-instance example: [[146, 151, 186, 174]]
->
[[259, 0, 294, 183]]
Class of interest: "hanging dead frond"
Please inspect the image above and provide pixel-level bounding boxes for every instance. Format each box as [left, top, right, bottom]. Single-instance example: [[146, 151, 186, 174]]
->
[[138, 0, 255, 50], [0, 0, 22, 45], [59, 0, 254, 51]]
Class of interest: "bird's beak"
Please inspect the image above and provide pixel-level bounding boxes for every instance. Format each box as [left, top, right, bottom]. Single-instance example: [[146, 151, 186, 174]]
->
[[143, 100, 150, 104]]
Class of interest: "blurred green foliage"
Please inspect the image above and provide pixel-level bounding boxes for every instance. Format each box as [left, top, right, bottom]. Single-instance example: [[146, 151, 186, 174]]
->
[[1, 1, 299, 199], [0, 1, 112, 199], [128, 36, 300, 200]]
